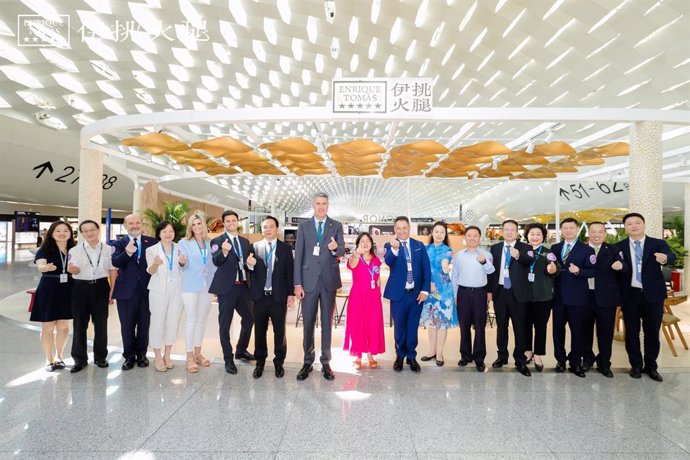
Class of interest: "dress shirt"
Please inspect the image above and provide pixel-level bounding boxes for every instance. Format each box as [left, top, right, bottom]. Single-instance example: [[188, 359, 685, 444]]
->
[[250, 238, 277, 290], [451, 247, 495, 288], [588, 243, 601, 290], [225, 231, 246, 281], [498, 241, 516, 286], [68, 242, 116, 281], [629, 236, 645, 288]]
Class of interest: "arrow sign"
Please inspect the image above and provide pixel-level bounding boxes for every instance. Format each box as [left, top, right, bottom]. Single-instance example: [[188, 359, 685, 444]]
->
[[33, 161, 54, 178]]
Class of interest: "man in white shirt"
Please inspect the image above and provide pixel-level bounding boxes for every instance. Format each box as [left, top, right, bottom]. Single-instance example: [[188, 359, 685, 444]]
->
[[67, 220, 117, 373]]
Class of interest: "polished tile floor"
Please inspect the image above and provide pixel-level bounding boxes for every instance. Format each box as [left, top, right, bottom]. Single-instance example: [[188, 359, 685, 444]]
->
[[1, 249, 690, 459]]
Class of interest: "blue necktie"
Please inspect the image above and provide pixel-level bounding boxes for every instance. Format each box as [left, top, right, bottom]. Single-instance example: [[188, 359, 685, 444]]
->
[[503, 245, 512, 289], [266, 242, 273, 289], [634, 240, 643, 284], [402, 241, 413, 284]]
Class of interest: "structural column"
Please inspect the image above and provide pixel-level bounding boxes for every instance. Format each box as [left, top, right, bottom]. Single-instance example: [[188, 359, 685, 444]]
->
[[684, 184, 690, 293], [628, 121, 663, 237], [77, 149, 103, 226]]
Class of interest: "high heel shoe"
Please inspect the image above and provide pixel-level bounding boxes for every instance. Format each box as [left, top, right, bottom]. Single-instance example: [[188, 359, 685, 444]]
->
[[186, 357, 199, 373], [525, 354, 533, 365], [369, 359, 378, 369], [154, 358, 167, 372], [420, 354, 436, 362], [195, 353, 211, 367], [534, 358, 544, 372], [353, 358, 362, 369]]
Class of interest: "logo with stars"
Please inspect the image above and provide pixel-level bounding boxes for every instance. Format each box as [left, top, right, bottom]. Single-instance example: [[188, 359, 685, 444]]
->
[[17, 14, 71, 48]]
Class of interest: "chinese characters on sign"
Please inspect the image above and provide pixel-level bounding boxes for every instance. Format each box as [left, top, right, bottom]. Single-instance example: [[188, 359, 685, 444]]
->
[[332, 78, 434, 115], [77, 20, 209, 44]]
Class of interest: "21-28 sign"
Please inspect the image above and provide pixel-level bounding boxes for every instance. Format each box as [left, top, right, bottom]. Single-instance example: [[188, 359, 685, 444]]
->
[[33, 161, 118, 190]]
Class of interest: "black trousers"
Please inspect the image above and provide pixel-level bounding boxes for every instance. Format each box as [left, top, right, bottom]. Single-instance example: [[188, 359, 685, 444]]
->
[[116, 284, 150, 361], [494, 287, 527, 366], [217, 284, 253, 362], [457, 286, 487, 364], [525, 300, 552, 356], [71, 278, 110, 364], [553, 299, 588, 367], [622, 288, 664, 370], [583, 290, 617, 370], [253, 295, 287, 365]]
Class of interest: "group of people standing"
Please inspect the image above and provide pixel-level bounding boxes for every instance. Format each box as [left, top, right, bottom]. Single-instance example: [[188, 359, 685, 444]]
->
[[30, 191, 675, 383]]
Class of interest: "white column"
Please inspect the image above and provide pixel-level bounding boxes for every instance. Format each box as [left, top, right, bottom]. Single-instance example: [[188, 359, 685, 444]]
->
[[684, 184, 690, 293], [132, 186, 144, 214], [628, 121, 663, 237], [77, 148, 103, 226]]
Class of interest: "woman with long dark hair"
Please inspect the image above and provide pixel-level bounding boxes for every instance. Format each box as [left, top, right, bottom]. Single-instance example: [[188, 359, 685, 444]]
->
[[420, 222, 457, 366], [343, 232, 385, 369], [31, 221, 76, 371]]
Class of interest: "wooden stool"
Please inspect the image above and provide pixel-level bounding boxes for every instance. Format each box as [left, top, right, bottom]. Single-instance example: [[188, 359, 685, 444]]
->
[[333, 289, 349, 328], [662, 296, 688, 356], [613, 306, 625, 342]]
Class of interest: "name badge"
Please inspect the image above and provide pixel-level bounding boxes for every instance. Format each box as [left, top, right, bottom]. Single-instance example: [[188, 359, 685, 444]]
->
[[59, 274, 68, 283], [406, 261, 412, 271], [528, 272, 535, 283], [313, 246, 320, 256]]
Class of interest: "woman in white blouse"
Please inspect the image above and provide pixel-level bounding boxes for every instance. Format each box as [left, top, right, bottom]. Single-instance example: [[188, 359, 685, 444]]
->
[[178, 212, 216, 373], [146, 220, 186, 372]]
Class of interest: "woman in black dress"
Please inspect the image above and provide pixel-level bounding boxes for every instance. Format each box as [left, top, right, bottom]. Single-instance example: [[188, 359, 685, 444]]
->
[[32, 221, 76, 371]]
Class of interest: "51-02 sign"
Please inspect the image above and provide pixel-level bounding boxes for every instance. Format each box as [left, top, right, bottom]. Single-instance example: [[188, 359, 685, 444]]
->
[[33, 161, 118, 190], [559, 181, 628, 201]]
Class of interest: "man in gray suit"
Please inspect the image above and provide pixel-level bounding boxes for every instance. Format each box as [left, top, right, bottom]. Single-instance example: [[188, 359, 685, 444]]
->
[[294, 192, 345, 381]]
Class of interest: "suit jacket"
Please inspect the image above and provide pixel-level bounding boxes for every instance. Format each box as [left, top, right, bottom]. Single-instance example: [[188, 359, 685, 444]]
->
[[145, 242, 184, 295], [110, 234, 156, 300], [616, 236, 675, 304], [382, 238, 431, 302], [590, 242, 626, 308], [248, 239, 294, 303], [487, 240, 535, 303], [293, 216, 345, 292], [208, 233, 253, 296], [552, 240, 596, 306]]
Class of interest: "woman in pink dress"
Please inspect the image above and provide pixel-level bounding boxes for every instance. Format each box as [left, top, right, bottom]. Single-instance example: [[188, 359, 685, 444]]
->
[[343, 232, 385, 369]]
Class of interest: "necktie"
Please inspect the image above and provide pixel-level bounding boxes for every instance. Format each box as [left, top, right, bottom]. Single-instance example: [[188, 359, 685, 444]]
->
[[562, 243, 572, 263], [317, 221, 323, 242], [133, 238, 139, 262], [233, 237, 244, 281], [266, 242, 273, 289], [634, 240, 643, 283], [503, 245, 512, 289], [402, 241, 413, 284]]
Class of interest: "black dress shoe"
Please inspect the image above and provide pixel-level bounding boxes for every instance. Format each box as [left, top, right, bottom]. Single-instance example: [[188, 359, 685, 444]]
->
[[393, 357, 404, 372], [122, 359, 136, 371], [95, 360, 109, 368], [476, 362, 485, 372], [137, 357, 149, 368], [458, 358, 471, 367], [629, 368, 642, 379], [645, 368, 663, 382], [420, 355, 435, 362], [597, 367, 614, 378], [253, 364, 264, 379], [70, 362, 87, 374], [54, 361, 66, 370], [45, 363, 56, 372], [322, 364, 335, 381], [517, 364, 531, 377], [296, 364, 313, 381], [225, 359, 238, 375], [436, 359, 444, 367], [569, 366, 586, 378], [582, 362, 593, 372], [408, 359, 421, 372], [235, 352, 256, 362], [275, 364, 285, 378], [491, 358, 508, 368], [555, 361, 566, 373]]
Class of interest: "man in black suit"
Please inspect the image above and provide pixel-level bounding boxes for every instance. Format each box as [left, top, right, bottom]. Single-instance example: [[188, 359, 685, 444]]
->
[[583, 221, 626, 378], [209, 210, 256, 375], [110, 213, 157, 370], [615, 212, 675, 382], [551, 217, 596, 378], [247, 216, 294, 379], [487, 219, 535, 377]]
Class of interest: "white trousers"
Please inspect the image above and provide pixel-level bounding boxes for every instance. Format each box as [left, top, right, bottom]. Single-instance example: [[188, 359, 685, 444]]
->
[[181, 291, 212, 352], [149, 288, 182, 349]]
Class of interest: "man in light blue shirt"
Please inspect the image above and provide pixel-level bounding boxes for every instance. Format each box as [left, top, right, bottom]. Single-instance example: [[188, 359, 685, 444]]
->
[[450, 226, 495, 372]]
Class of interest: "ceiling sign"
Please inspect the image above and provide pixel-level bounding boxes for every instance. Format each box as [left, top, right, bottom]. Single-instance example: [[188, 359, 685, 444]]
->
[[331, 78, 433, 115]]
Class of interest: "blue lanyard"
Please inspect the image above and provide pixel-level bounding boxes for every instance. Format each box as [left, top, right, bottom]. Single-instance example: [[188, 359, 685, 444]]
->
[[529, 246, 543, 272], [561, 242, 572, 260], [195, 239, 207, 265], [82, 243, 103, 271], [361, 255, 376, 281], [162, 243, 174, 272], [265, 241, 276, 265]]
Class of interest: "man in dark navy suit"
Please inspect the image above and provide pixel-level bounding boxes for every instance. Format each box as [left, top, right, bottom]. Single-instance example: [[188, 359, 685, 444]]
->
[[487, 219, 535, 377], [583, 222, 627, 378], [247, 216, 294, 379], [615, 212, 675, 382], [209, 210, 255, 375], [110, 213, 157, 370], [551, 217, 596, 378], [383, 216, 431, 373]]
